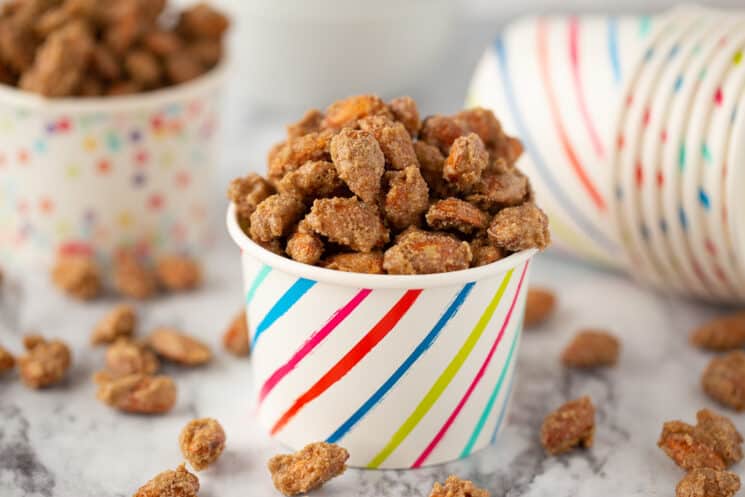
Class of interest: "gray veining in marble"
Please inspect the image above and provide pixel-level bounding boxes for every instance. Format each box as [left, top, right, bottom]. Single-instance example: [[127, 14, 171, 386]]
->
[[0, 246, 735, 497]]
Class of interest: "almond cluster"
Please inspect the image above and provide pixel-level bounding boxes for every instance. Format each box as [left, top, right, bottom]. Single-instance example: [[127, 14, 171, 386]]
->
[[229, 94, 550, 275]]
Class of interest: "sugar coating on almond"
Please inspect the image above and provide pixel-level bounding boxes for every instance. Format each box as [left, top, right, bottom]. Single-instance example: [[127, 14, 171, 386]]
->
[[268, 442, 349, 496], [179, 417, 226, 471], [540, 396, 595, 455]]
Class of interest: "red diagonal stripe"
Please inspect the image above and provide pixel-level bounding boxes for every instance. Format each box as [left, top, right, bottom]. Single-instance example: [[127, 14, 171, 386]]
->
[[270, 289, 423, 435], [537, 19, 607, 211]]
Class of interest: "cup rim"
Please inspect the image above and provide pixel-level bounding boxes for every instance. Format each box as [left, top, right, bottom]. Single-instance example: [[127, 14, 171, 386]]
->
[[226, 203, 537, 289], [0, 62, 227, 113]]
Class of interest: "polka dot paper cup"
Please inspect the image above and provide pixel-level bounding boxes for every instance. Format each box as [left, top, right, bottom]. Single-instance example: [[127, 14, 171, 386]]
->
[[0, 65, 226, 268], [227, 204, 535, 469]]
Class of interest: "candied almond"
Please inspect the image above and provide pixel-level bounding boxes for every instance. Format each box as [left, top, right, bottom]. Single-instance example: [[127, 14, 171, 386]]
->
[[443, 133, 488, 194], [383, 230, 472, 275], [178, 2, 230, 39], [690, 312, 745, 351], [470, 235, 503, 267], [96, 372, 177, 414], [227, 172, 276, 219], [287, 109, 323, 140], [420, 115, 467, 155], [426, 197, 489, 234], [329, 128, 385, 204], [142, 29, 183, 56], [466, 169, 530, 213], [487, 203, 550, 252], [124, 49, 162, 88], [18, 335, 71, 389], [383, 166, 430, 230], [19, 20, 93, 97], [249, 194, 306, 243], [454, 107, 505, 150], [268, 442, 349, 496], [658, 409, 743, 470], [188, 39, 221, 67], [133, 464, 199, 497], [676, 468, 741, 497], [105, 339, 159, 376], [148, 328, 212, 366], [305, 197, 389, 253], [358, 115, 419, 170], [156, 255, 202, 292], [51, 254, 102, 300], [388, 96, 421, 137], [91, 304, 137, 345], [286, 230, 324, 265], [164, 52, 204, 85], [561, 330, 620, 368], [0, 21, 36, 73], [114, 253, 158, 300], [540, 396, 595, 455], [268, 130, 334, 184], [524, 287, 556, 328], [276, 160, 345, 202], [223, 310, 249, 357], [429, 476, 490, 497], [0, 344, 15, 373], [179, 417, 226, 471], [322, 94, 390, 130], [702, 351, 745, 410], [413, 140, 449, 198], [323, 251, 385, 274]]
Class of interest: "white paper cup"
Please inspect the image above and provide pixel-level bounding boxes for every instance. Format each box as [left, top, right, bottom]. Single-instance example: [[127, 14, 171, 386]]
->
[[701, 45, 745, 298], [680, 26, 745, 300], [227, 205, 534, 468], [467, 17, 650, 267], [660, 16, 745, 299], [611, 7, 700, 290], [638, 14, 722, 296], [0, 66, 226, 268]]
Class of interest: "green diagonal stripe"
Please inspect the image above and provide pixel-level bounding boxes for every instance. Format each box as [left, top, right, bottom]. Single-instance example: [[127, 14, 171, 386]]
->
[[366, 270, 515, 468]]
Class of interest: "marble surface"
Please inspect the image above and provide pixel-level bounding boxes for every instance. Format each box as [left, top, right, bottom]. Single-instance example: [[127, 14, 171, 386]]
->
[[0, 244, 735, 497]]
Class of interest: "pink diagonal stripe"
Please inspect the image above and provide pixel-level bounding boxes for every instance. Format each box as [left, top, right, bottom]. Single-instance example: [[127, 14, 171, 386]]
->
[[411, 261, 529, 468], [569, 17, 606, 159], [258, 289, 372, 404]]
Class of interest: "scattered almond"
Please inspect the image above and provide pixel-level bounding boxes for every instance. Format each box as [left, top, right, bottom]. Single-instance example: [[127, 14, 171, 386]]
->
[[540, 396, 595, 455], [268, 442, 349, 496], [18, 334, 71, 388], [524, 287, 556, 328], [91, 304, 137, 345], [179, 418, 226, 471], [148, 328, 212, 366], [95, 372, 176, 414], [223, 310, 249, 357], [561, 329, 620, 368], [133, 464, 199, 497], [690, 312, 745, 351]]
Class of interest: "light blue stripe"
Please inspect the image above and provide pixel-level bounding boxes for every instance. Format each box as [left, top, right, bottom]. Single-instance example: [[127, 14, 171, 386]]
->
[[494, 38, 618, 253], [489, 371, 516, 444], [461, 319, 521, 456], [253, 278, 316, 346], [245, 265, 271, 306], [608, 17, 622, 84], [326, 282, 476, 444]]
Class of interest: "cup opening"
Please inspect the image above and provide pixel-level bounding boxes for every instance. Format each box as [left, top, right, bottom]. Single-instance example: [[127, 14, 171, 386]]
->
[[226, 203, 537, 289]]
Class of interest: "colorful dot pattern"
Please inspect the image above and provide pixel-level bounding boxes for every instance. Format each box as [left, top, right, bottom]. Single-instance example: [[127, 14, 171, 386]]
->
[[0, 89, 221, 267]]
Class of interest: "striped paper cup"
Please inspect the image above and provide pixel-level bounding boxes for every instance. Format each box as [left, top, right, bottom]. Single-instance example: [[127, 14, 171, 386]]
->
[[227, 204, 535, 468], [0, 64, 226, 269]]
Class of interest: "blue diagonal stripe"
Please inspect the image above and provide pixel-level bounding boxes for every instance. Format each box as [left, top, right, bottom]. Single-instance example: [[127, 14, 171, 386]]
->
[[252, 278, 316, 346], [245, 265, 271, 306], [608, 17, 622, 84], [461, 317, 521, 456], [494, 38, 618, 253], [326, 282, 476, 443]]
